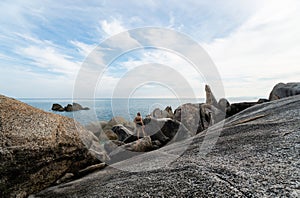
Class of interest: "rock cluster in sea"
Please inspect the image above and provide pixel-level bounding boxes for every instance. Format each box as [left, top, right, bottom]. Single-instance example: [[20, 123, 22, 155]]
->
[[51, 102, 90, 112]]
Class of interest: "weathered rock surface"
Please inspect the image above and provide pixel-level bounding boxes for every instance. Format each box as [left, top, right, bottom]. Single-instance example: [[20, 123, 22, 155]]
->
[[218, 98, 230, 112], [104, 129, 119, 140], [0, 95, 107, 198], [151, 106, 174, 119], [105, 116, 135, 131], [145, 118, 193, 144], [269, 82, 300, 100], [111, 124, 135, 142], [205, 84, 219, 108], [174, 103, 225, 134], [108, 136, 153, 163], [33, 95, 300, 197], [121, 117, 194, 146]]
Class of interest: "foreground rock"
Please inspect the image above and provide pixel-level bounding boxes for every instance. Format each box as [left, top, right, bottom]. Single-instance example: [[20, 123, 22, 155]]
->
[[0, 95, 107, 198], [108, 136, 153, 163], [34, 95, 300, 197], [269, 82, 300, 100]]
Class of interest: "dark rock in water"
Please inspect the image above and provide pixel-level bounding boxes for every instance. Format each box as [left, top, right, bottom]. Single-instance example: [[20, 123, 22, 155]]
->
[[64, 104, 74, 112], [72, 102, 84, 111], [269, 82, 300, 101], [52, 103, 89, 112], [0, 95, 107, 198], [33, 95, 300, 197], [111, 124, 134, 142], [51, 103, 64, 111]]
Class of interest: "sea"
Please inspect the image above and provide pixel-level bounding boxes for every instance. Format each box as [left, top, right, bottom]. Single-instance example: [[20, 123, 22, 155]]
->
[[19, 97, 260, 126]]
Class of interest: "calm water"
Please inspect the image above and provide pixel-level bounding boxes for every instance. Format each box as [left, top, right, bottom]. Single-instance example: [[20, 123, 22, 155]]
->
[[19, 97, 259, 125]]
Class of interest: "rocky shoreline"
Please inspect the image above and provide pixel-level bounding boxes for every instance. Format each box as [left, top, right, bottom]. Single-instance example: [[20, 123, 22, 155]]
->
[[0, 82, 300, 197]]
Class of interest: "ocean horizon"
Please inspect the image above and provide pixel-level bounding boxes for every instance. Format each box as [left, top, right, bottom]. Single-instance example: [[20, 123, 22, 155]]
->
[[19, 96, 262, 125]]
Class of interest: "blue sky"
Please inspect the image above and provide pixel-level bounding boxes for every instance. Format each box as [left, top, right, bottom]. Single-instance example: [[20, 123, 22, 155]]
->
[[1, 0, 299, 99]]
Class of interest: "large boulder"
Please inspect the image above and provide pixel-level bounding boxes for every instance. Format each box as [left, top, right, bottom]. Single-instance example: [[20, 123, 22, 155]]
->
[[151, 106, 174, 119], [205, 84, 219, 108], [144, 118, 193, 143], [0, 95, 107, 198], [111, 124, 134, 142], [122, 118, 193, 147], [174, 103, 225, 134], [84, 121, 108, 138], [269, 82, 300, 100], [105, 116, 136, 131], [103, 140, 125, 154], [218, 98, 230, 112], [108, 136, 153, 163], [34, 95, 300, 197]]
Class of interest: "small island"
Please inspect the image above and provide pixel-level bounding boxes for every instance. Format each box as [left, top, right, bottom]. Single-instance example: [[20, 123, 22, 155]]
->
[[51, 102, 90, 112]]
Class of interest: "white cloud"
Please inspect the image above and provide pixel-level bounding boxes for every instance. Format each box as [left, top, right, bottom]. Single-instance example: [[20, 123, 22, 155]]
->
[[203, 0, 300, 97], [1, 0, 299, 98], [18, 45, 80, 76], [70, 40, 97, 57], [99, 18, 126, 36], [99, 49, 206, 98]]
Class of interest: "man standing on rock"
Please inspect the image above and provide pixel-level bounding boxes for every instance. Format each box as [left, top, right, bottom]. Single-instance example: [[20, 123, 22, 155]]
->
[[134, 112, 146, 140]]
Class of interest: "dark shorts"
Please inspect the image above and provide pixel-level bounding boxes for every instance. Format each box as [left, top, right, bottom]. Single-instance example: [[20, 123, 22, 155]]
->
[[136, 122, 143, 127]]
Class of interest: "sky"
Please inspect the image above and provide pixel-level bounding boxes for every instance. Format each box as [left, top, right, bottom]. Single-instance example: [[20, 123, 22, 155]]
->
[[0, 0, 299, 99]]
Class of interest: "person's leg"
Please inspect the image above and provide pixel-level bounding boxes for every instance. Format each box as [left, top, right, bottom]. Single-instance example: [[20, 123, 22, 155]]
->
[[137, 127, 140, 140], [142, 126, 146, 137]]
